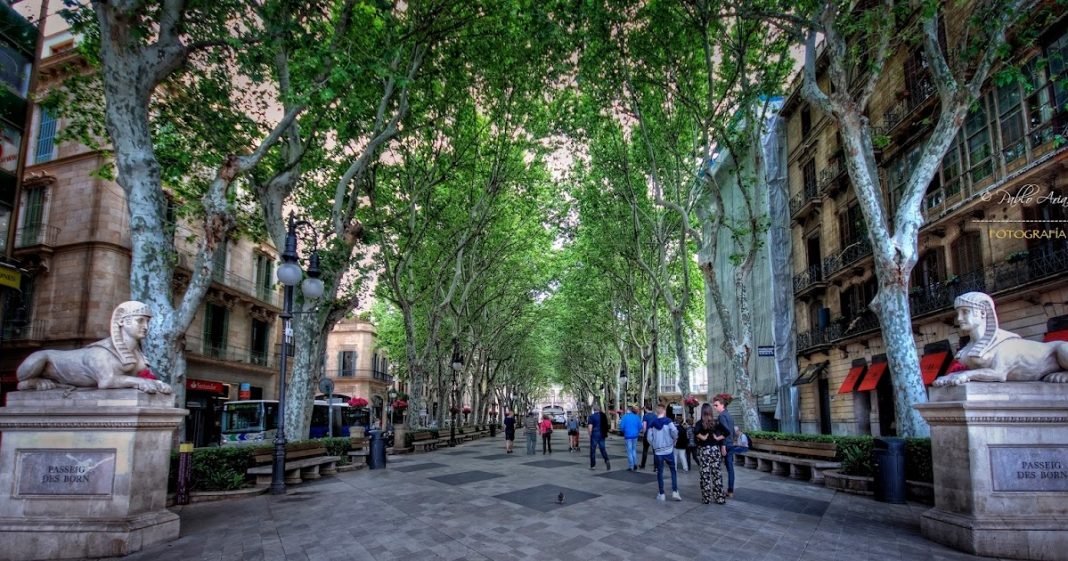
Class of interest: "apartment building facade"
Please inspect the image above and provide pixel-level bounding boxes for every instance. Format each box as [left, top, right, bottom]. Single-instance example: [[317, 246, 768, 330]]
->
[[0, 28, 287, 448], [785, 10, 1068, 435], [321, 317, 393, 422]]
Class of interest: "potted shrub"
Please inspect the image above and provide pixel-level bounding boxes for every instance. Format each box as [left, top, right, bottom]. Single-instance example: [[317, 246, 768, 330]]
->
[[1006, 250, 1028, 264]]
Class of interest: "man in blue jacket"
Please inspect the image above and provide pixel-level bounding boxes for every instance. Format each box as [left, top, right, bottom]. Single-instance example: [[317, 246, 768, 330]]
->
[[640, 405, 658, 470], [619, 406, 642, 470]]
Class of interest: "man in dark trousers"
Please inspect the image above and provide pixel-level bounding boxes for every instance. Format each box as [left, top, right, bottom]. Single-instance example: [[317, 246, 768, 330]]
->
[[587, 405, 611, 470], [639, 404, 658, 470]]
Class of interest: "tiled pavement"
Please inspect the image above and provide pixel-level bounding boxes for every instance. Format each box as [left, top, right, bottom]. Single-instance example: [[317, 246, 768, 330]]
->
[[106, 434, 1013, 561]]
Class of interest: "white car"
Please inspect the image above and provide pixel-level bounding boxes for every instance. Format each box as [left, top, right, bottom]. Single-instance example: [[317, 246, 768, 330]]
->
[[553, 414, 567, 425]]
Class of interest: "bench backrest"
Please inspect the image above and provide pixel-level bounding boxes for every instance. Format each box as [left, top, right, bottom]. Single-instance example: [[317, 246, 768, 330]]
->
[[254, 445, 329, 464], [412, 432, 434, 441], [750, 438, 837, 459]]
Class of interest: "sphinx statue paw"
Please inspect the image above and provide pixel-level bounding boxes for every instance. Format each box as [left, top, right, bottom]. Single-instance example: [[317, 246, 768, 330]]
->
[[934, 373, 969, 387], [136, 378, 173, 394], [1043, 372, 1068, 383], [17, 378, 59, 391]]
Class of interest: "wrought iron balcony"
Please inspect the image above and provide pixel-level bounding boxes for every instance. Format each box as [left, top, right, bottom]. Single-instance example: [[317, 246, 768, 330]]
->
[[990, 247, 1068, 294], [908, 270, 987, 317], [797, 324, 841, 355], [789, 180, 821, 221], [836, 311, 880, 340], [793, 263, 826, 297], [822, 238, 872, 280], [175, 249, 281, 308], [185, 334, 277, 369], [818, 159, 846, 195]]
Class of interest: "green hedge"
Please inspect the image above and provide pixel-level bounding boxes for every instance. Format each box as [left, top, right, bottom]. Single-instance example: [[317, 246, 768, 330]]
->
[[166, 436, 364, 493], [746, 431, 932, 482]]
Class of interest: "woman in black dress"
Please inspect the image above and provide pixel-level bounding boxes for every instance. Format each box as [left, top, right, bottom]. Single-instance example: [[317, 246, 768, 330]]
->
[[503, 410, 516, 453], [693, 402, 727, 504]]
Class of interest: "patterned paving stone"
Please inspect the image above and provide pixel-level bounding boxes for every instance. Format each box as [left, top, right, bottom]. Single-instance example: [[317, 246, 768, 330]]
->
[[522, 459, 576, 468], [732, 487, 831, 517], [394, 462, 448, 472], [428, 470, 505, 485], [471, 454, 515, 461], [493, 484, 600, 512], [595, 469, 658, 484]]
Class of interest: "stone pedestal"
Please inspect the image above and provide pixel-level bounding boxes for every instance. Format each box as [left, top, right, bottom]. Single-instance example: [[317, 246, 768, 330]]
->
[[915, 383, 1068, 560], [0, 389, 188, 561]]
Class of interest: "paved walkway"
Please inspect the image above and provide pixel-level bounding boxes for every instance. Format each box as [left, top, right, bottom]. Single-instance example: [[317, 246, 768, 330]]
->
[[110, 434, 1009, 561]]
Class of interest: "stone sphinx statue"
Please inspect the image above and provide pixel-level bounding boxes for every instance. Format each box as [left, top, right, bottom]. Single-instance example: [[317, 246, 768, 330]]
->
[[16, 301, 172, 394], [934, 291, 1068, 386]]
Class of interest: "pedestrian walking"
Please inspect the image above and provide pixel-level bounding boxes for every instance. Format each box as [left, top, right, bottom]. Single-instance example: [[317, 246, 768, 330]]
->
[[713, 396, 737, 497], [694, 402, 727, 505], [619, 405, 642, 470], [587, 405, 611, 470], [647, 405, 681, 501], [524, 411, 539, 455], [503, 410, 516, 454], [674, 419, 690, 473], [539, 414, 554, 454], [639, 405, 657, 470], [567, 416, 580, 452]]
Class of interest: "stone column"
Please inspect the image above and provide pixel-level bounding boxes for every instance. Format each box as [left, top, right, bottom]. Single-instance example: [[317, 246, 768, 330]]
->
[[915, 383, 1068, 561], [0, 389, 187, 561]]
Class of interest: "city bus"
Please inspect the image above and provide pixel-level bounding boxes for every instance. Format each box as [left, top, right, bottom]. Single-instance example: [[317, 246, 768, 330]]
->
[[220, 400, 366, 445]]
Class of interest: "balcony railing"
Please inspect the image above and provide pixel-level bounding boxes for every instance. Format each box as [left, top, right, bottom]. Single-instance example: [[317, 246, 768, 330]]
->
[[797, 324, 841, 354], [660, 383, 708, 394], [325, 368, 394, 384], [175, 249, 281, 308], [837, 311, 880, 339], [908, 269, 987, 317], [185, 334, 277, 369], [789, 180, 821, 219], [990, 246, 1068, 294], [793, 263, 825, 295], [880, 77, 937, 136], [15, 224, 60, 249], [818, 159, 845, 195], [1, 319, 48, 341], [822, 238, 872, 279]]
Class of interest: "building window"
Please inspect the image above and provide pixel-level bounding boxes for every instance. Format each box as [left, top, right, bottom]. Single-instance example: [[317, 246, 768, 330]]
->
[[250, 319, 269, 365], [0, 201, 10, 254], [1023, 188, 1068, 258], [203, 303, 228, 358], [964, 98, 993, 184], [802, 159, 817, 196], [952, 232, 983, 275], [800, 105, 812, 138], [339, 350, 356, 377], [839, 202, 865, 248], [1, 274, 34, 339], [996, 80, 1026, 164], [212, 240, 228, 283], [255, 253, 274, 302], [18, 187, 45, 246], [887, 144, 923, 210], [34, 108, 57, 163], [912, 249, 946, 290]]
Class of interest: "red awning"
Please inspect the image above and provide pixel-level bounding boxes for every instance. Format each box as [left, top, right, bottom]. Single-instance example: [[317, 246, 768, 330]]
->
[[920, 351, 951, 385], [1, 372, 17, 384], [837, 365, 867, 394], [1045, 330, 1068, 343], [856, 361, 888, 392]]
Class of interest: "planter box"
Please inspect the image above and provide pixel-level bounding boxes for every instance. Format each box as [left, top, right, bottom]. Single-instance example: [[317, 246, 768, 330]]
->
[[824, 469, 934, 503], [824, 469, 873, 495], [167, 486, 266, 507]]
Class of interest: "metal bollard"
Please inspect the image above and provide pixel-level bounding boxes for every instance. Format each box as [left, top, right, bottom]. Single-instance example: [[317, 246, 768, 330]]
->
[[176, 442, 193, 505]]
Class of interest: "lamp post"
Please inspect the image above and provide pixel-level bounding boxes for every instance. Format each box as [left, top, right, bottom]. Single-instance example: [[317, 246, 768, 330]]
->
[[449, 338, 464, 446], [619, 368, 628, 408], [271, 213, 324, 496], [387, 387, 398, 426]]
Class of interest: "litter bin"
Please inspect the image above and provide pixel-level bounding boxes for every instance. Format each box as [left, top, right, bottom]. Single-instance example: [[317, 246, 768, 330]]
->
[[872, 437, 906, 504], [367, 429, 387, 470], [490, 423, 497, 438]]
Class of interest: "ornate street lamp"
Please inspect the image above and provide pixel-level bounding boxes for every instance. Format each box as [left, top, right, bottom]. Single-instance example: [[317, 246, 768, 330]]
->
[[449, 338, 463, 446], [271, 213, 323, 496], [387, 387, 398, 425]]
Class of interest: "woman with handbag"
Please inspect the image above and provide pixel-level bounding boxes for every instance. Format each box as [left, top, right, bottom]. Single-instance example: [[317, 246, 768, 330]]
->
[[539, 414, 554, 454], [694, 402, 727, 504]]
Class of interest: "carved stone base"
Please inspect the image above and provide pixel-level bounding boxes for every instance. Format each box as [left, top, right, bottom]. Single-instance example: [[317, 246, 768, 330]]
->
[[915, 382, 1068, 561], [0, 389, 187, 560]]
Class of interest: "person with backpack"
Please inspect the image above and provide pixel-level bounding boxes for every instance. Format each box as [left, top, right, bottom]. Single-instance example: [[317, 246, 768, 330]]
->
[[539, 414, 554, 454], [567, 415, 580, 452], [587, 405, 611, 470], [647, 405, 682, 501]]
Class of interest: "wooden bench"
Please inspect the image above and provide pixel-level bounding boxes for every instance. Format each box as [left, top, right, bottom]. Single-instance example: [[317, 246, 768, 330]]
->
[[411, 431, 441, 453], [346, 437, 369, 467], [736, 438, 840, 484], [247, 445, 341, 486]]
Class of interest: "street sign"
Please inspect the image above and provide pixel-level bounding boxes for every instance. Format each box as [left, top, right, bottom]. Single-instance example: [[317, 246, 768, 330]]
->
[[318, 378, 334, 395], [757, 346, 775, 357], [0, 265, 20, 290]]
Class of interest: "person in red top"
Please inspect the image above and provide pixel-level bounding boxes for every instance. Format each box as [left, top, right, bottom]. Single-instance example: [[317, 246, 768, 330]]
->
[[539, 414, 554, 454]]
